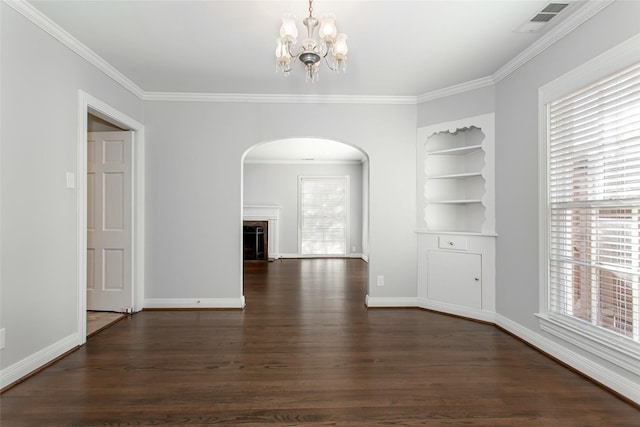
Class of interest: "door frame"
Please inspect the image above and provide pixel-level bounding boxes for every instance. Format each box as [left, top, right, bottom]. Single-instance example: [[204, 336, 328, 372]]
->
[[76, 90, 145, 344]]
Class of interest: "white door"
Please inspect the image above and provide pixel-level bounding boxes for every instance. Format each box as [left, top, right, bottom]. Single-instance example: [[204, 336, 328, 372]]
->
[[427, 250, 482, 309], [87, 131, 133, 312]]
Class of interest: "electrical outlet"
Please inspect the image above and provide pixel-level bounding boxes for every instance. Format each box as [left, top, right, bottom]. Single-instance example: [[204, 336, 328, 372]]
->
[[0, 328, 5, 350], [377, 275, 384, 287], [351, 246, 356, 253]]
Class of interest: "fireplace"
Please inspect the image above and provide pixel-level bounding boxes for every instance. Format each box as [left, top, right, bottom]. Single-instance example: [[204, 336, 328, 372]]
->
[[243, 205, 280, 260], [243, 220, 268, 261]]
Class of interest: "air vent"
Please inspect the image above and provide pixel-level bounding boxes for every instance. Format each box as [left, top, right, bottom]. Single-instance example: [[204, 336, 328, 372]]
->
[[514, 2, 570, 33], [531, 13, 556, 23], [541, 3, 569, 14]]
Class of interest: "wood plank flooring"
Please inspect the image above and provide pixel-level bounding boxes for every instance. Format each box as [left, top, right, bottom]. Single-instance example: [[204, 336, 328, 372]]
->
[[1, 258, 638, 426], [86, 311, 126, 337]]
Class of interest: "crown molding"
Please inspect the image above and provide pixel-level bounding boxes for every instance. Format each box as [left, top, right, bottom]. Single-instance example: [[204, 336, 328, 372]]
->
[[142, 91, 417, 105], [4, 0, 145, 99], [416, 76, 495, 104], [492, 0, 615, 83], [5, 0, 614, 105]]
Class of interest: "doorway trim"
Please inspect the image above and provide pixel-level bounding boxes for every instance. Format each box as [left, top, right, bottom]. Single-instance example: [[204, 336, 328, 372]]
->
[[76, 90, 145, 344], [241, 138, 370, 304]]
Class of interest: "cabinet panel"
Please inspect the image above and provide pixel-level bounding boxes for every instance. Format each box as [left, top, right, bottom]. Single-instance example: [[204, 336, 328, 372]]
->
[[427, 251, 481, 309]]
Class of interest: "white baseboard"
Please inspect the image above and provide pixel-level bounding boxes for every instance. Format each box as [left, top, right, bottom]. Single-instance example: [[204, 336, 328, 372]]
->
[[365, 295, 419, 307], [416, 297, 496, 323], [365, 296, 495, 323], [365, 297, 639, 404], [143, 297, 245, 309], [495, 314, 640, 405], [279, 253, 367, 260], [0, 333, 79, 390]]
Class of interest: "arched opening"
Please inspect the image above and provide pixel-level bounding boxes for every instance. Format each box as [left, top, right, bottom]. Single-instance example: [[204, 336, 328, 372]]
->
[[240, 138, 370, 305]]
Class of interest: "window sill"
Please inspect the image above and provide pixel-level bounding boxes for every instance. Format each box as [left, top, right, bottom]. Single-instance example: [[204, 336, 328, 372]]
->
[[536, 313, 640, 377]]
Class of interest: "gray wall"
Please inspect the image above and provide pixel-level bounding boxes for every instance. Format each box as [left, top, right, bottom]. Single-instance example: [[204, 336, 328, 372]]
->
[[4, 0, 638, 400], [1, 4, 143, 370], [417, 85, 495, 128], [415, 0, 640, 395], [493, 0, 640, 380], [143, 101, 417, 301], [243, 162, 364, 256]]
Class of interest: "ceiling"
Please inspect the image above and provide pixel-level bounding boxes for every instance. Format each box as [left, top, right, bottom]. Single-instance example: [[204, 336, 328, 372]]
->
[[24, 0, 593, 162], [28, 0, 590, 98]]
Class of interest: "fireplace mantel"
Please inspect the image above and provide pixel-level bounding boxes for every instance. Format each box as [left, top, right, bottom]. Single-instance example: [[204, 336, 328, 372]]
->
[[243, 205, 280, 259]]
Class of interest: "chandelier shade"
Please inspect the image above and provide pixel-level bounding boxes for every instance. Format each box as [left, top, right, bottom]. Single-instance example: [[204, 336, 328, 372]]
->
[[275, 0, 348, 82]]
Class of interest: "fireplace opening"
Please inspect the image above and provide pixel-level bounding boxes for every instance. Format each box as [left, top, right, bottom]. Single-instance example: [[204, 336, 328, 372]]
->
[[243, 221, 268, 261]]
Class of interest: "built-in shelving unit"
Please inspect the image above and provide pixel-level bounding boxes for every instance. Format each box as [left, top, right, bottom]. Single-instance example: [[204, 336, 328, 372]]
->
[[422, 126, 487, 233], [417, 114, 495, 235], [416, 113, 496, 322]]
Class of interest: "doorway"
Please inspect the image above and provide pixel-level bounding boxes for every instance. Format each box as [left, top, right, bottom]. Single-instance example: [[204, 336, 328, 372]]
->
[[76, 91, 146, 344], [241, 137, 370, 304]]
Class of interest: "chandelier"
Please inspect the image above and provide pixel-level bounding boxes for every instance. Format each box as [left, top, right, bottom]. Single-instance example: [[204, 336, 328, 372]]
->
[[275, 0, 348, 82]]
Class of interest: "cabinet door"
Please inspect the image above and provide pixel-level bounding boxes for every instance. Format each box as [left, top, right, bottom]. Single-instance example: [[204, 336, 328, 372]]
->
[[427, 251, 482, 309]]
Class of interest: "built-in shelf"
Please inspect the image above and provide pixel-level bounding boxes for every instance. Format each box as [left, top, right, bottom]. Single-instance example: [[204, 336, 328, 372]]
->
[[419, 121, 491, 234], [425, 144, 483, 156], [426, 199, 483, 204], [426, 172, 483, 180], [416, 113, 496, 322]]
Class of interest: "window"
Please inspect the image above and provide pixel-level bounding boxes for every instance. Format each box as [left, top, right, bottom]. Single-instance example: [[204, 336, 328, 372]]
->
[[299, 176, 349, 256], [539, 37, 640, 375], [547, 61, 640, 343]]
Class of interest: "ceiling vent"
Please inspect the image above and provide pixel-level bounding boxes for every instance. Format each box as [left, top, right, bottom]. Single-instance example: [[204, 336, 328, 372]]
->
[[515, 3, 569, 33]]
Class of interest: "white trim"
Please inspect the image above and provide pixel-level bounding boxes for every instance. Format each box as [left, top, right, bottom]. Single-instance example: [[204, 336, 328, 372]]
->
[[142, 91, 416, 105], [243, 205, 281, 259], [416, 76, 495, 104], [143, 298, 245, 310], [496, 314, 640, 405], [5, 0, 614, 106], [492, 0, 615, 83], [77, 91, 146, 346], [365, 296, 419, 308], [537, 314, 640, 377], [244, 159, 364, 165], [539, 33, 640, 103], [417, 297, 496, 323], [537, 35, 640, 392], [0, 333, 79, 390], [4, 0, 614, 105], [4, 0, 144, 99], [277, 253, 365, 260], [415, 229, 498, 237]]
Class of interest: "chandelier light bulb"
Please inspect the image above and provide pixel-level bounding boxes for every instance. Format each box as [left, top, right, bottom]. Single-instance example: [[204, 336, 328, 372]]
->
[[280, 14, 298, 39], [318, 13, 337, 41], [332, 33, 348, 56]]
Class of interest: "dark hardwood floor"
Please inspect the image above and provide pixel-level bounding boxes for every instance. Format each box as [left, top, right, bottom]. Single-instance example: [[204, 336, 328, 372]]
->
[[1, 258, 638, 426]]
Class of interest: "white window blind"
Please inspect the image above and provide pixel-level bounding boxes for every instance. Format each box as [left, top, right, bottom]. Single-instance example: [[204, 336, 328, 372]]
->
[[299, 177, 348, 255], [548, 61, 640, 343]]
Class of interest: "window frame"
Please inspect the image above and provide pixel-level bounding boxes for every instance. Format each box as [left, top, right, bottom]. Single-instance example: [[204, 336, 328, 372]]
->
[[537, 34, 640, 376]]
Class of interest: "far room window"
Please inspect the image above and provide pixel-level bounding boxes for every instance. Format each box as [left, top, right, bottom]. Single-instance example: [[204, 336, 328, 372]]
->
[[299, 176, 349, 256], [539, 44, 640, 374]]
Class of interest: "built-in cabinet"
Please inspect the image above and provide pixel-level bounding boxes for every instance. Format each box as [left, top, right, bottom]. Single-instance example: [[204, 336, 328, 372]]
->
[[416, 114, 496, 322]]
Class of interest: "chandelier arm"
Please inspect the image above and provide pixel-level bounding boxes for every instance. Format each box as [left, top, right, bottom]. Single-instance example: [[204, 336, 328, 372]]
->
[[323, 54, 340, 71], [289, 45, 305, 62]]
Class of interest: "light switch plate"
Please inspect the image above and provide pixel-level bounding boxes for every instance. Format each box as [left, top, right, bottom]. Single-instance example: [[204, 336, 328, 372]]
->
[[66, 172, 76, 189]]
